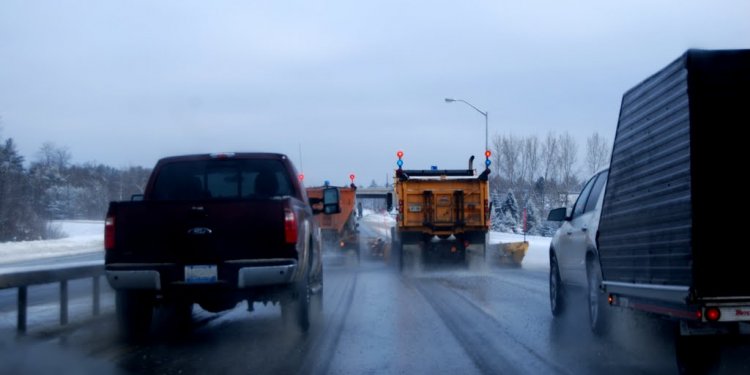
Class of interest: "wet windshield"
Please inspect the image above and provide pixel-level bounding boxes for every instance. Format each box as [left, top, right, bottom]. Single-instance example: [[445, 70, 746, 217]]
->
[[1, 1, 749, 374]]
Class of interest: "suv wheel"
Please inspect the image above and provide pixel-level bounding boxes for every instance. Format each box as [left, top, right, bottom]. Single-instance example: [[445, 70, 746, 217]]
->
[[587, 258, 608, 335], [550, 254, 565, 316]]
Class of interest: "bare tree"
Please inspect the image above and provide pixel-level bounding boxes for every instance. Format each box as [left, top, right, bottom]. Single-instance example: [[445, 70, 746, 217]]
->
[[557, 132, 579, 195], [541, 132, 559, 184], [499, 134, 523, 189], [35, 142, 72, 172], [538, 132, 559, 209], [585, 132, 611, 175], [491, 134, 505, 194], [521, 135, 540, 188]]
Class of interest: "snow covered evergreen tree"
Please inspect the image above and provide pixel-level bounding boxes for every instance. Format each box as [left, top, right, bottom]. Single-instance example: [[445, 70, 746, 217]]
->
[[0, 138, 46, 241], [523, 199, 542, 235], [500, 190, 519, 224]]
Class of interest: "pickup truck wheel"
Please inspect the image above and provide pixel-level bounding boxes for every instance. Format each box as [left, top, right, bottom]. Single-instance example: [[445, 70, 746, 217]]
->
[[550, 254, 565, 316], [116, 290, 154, 340], [282, 276, 312, 333], [587, 259, 608, 335], [165, 299, 193, 331]]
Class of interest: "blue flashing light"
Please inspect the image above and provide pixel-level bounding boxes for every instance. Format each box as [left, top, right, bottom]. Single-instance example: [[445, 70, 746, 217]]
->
[[485, 159, 491, 167], [324, 180, 330, 187], [431, 165, 438, 170], [396, 159, 404, 167]]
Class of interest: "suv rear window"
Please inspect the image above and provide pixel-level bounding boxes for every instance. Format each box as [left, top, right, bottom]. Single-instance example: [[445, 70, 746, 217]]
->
[[150, 159, 293, 200]]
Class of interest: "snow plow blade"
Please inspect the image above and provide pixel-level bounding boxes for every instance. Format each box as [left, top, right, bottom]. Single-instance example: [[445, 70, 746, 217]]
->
[[498, 241, 528, 266]]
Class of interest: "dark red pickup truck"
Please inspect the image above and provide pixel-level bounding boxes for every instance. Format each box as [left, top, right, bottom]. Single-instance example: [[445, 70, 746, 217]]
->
[[104, 152, 339, 338]]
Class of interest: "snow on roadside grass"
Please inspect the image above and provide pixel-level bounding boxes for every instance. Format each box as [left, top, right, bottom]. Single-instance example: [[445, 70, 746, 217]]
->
[[0, 217, 552, 270], [0, 221, 103, 265], [360, 211, 551, 271]]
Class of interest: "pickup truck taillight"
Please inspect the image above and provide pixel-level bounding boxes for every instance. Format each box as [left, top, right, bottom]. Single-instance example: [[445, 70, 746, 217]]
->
[[284, 208, 298, 244], [104, 215, 115, 250]]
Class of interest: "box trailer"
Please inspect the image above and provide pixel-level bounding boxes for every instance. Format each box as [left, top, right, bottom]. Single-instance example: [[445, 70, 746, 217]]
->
[[597, 49, 750, 372]]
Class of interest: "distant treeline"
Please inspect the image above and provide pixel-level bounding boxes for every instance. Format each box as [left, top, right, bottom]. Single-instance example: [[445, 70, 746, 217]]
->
[[487, 131, 610, 236], [0, 130, 610, 240], [0, 138, 151, 241]]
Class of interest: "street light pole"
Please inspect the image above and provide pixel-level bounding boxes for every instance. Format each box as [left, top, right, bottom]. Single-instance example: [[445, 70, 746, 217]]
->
[[445, 98, 489, 153]]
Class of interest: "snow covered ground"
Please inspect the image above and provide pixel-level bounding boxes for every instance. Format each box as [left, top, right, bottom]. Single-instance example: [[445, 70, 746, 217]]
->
[[0, 216, 552, 270], [0, 220, 103, 265], [361, 210, 551, 269]]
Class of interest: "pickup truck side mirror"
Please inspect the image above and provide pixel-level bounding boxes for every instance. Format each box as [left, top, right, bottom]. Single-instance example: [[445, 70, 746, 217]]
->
[[310, 187, 341, 215], [547, 207, 569, 222], [386, 192, 393, 212]]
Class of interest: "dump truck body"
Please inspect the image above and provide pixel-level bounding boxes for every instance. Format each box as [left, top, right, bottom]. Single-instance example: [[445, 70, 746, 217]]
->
[[394, 177, 489, 237], [307, 186, 359, 253], [392, 157, 491, 269]]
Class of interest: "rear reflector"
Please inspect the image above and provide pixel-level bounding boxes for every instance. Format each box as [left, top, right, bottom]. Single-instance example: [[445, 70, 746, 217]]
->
[[104, 215, 115, 250], [284, 209, 298, 244]]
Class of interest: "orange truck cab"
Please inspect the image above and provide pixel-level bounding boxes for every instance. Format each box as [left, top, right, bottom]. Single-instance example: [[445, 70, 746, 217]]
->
[[306, 185, 359, 257]]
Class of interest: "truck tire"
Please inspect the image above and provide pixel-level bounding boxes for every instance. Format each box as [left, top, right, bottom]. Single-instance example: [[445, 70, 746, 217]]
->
[[281, 268, 319, 333], [397, 241, 404, 272], [392, 234, 403, 272], [587, 258, 608, 335], [550, 254, 565, 316], [674, 333, 721, 375], [165, 299, 193, 331], [116, 290, 154, 340]]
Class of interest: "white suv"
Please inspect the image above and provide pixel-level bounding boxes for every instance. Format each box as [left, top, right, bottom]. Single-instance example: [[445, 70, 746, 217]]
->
[[547, 168, 609, 333]]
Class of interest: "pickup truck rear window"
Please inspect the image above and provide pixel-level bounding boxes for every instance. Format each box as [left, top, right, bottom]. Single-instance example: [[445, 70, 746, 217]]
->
[[150, 159, 294, 200]]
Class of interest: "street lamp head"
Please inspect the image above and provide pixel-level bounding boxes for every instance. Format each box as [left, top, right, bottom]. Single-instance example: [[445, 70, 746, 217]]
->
[[444, 98, 455, 103]]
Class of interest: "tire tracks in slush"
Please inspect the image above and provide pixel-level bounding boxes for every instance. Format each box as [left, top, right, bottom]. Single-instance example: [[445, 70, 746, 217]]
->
[[412, 277, 572, 375]]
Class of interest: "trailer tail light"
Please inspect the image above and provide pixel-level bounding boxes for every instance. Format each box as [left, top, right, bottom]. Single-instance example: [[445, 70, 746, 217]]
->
[[608, 294, 614, 305], [705, 307, 721, 322], [398, 199, 404, 223], [284, 209, 298, 244], [484, 199, 490, 224], [104, 215, 115, 250]]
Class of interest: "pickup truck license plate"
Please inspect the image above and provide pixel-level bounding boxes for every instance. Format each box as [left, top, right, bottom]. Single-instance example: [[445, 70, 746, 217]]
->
[[185, 265, 218, 284]]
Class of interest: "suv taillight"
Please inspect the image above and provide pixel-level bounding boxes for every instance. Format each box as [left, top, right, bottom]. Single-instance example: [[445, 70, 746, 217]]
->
[[284, 208, 298, 244], [104, 215, 115, 250]]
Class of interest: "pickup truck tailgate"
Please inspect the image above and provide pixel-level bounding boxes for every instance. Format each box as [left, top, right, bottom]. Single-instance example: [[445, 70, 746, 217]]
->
[[107, 199, 295, 264]]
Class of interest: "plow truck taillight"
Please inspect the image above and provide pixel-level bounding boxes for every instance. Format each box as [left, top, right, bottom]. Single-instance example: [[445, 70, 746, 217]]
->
[[104, 215, 115, 250], [284, 208, 298, 244]]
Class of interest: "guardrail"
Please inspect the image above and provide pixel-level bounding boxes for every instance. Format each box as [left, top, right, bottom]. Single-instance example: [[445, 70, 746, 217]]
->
[[0, 262, 104, 334]]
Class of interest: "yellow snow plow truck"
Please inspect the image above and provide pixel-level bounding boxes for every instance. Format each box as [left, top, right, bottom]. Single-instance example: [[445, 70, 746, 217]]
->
[[391, 151, 491, 270]]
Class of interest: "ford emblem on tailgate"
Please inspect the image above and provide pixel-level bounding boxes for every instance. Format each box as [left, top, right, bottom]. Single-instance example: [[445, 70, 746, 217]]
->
[[187, 227, 213, 235]]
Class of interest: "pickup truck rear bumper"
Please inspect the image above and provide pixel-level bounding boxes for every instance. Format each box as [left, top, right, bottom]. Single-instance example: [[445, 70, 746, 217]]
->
[[106, 259, 298, 291]]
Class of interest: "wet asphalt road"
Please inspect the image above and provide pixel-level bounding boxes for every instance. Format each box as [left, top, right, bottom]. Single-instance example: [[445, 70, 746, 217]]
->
[[2, 225, 749, 374]]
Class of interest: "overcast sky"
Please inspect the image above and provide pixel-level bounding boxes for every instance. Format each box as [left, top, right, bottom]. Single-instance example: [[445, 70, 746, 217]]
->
[[1, 0, 748, 186]]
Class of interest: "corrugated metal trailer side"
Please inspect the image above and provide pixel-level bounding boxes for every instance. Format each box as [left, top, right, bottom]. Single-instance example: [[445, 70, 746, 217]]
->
[[599, 49, 750, 303]]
